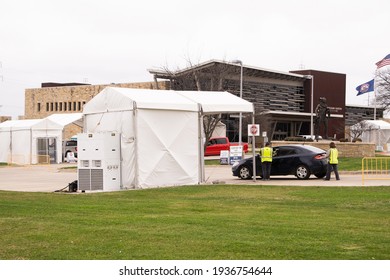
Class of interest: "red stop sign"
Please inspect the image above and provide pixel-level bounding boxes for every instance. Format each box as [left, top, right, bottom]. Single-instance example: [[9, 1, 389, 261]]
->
[[250, 125, 257, 135]]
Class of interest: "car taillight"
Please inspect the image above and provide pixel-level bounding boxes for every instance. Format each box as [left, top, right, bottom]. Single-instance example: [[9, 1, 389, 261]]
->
[[314, 154, 326, 160]]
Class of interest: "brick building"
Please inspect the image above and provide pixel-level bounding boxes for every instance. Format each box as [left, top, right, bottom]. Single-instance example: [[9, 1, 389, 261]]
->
[[149, 60, 346, 141]]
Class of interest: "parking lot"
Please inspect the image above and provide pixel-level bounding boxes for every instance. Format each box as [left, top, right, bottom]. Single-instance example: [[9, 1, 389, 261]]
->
[[0, 163, 389, 192]]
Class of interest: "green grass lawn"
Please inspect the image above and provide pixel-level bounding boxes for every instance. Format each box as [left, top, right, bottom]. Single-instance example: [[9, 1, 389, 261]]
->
[[0, 185, 389, 260]]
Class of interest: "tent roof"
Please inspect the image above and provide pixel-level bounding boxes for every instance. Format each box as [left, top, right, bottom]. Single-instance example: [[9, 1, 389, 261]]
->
[[177, 90, 253, 113], [83, 87, 199, 113], [0, 118, 63, 131], [364, 120, 390, 129], [45, 113, 83, 127], [83, 87, 254, 114]]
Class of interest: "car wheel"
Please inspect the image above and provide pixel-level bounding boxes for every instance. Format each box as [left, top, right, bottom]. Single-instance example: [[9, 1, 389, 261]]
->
[[314, 172, 326, 178], [295, 165, 311, 180], [239, 166, 252, 180]]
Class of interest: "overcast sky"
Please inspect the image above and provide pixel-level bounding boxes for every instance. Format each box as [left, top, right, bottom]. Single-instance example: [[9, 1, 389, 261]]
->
[[0, 0, 389, 119]]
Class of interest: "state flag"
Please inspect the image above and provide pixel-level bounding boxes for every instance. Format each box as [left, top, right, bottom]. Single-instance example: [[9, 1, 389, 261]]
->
[[356, 79, 374, 96]]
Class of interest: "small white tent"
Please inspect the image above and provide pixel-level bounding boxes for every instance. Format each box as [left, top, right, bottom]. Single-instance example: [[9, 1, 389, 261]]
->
[[82, 87, 254, 189], [355, 120, 390, 151], [0, 119, 63, 164], [45, 113, 83, 162], [45, 113, 83, 127]]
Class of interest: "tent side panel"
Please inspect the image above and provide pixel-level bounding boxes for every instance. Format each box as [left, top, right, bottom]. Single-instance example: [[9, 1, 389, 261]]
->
[[136, 109, 199, 188], [11, 130, 32, 165], [0, 131, 11, 163]]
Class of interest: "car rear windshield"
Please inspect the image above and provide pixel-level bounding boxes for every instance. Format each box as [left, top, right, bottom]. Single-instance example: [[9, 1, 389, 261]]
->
[[66, 141, 77, 146], [299, 145, 326, 153]]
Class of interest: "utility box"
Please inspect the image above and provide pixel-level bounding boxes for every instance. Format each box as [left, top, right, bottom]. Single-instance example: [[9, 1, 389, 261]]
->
[[77, 132, 121, 191]]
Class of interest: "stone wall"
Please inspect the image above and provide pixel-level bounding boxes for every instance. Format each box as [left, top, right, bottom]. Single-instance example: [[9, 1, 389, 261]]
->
[[63, 123, 82, 142], [271, 141, 375, 157]]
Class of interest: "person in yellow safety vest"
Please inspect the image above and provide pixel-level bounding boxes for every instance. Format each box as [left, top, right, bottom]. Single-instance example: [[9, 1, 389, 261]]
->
[[324, 142, 340, 180], [260, 142, 273, 180]]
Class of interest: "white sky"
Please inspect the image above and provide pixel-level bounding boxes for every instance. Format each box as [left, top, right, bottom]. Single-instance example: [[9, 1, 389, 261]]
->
[[0, 0, 389, 119]]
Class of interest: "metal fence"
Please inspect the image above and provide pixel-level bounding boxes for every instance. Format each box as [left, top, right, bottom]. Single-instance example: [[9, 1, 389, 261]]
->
[[362, 157, 390, 185]]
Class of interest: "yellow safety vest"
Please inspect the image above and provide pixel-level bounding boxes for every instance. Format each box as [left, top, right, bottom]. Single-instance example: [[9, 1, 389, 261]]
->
[[261, 147, 273, 162], [329, 148, 338, 164]]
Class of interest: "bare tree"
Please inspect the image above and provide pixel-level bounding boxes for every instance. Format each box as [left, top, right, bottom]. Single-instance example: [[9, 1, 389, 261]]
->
[[158, 59, 239, 152], [348, 120, 375, 141], [375, 69, 390, 110]]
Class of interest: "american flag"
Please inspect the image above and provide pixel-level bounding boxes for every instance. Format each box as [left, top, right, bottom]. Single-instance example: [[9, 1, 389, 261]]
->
[[376, 54, 390, 69]]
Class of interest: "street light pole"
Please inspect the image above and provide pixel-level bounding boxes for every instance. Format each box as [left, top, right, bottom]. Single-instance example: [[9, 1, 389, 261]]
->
[[231, 60, 243, 146], [305, 75, 314, 138]]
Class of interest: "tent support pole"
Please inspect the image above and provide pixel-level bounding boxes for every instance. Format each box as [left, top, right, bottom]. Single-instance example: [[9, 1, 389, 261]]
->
[[10, 128, 13, 164], [198, 104, 205, 183], [252, 111, 256, 182], [30, 127, 33, 164], [133, 102, 139, 188]]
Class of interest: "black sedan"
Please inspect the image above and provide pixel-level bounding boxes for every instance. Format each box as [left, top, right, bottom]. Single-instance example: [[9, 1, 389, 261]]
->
[[232, 145, 328, 180]]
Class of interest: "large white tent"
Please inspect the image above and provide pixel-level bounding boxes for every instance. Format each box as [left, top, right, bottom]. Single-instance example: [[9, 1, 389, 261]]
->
[[0, 119, 63, 164], [82, 87, 254, 189]]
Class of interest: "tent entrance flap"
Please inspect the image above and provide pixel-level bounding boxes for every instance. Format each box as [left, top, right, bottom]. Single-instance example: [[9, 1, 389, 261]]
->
[[37, 138, 57, 164]]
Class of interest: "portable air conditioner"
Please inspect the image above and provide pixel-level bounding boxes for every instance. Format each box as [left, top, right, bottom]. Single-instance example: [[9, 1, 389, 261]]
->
[[77, 132, 121, 191]]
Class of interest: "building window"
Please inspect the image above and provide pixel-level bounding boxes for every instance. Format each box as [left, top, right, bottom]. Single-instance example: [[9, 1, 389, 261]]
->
[[37, 103, 41, 112], [46, 103, 49, 111], [64, 102, 67, 111], [78, 102, 81, 111], [50, 103, 54, 111], [55, 102, 58, 111], [68, 102, 72, 111], [59, 102, 63, 111]]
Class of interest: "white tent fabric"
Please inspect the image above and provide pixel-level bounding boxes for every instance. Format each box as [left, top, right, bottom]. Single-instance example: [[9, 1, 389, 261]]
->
[[45, 113, 83, 127], [0, 119, 63, 164], [177, 90, 254, 114], [83, 87, 254, 189], [355, 120, 390, 151], [212, 121, 226, 138]]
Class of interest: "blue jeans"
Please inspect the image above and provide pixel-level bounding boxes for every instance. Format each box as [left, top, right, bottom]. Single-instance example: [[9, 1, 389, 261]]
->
[[261, 162, 272, 180], [325, 163, 340, 180]]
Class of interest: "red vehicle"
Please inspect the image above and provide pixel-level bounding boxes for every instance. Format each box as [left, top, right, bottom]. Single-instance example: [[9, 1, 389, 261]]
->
[[205, 137, 249, 156]]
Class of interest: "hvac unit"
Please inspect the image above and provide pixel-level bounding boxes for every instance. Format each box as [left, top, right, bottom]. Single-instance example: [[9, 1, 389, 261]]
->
[[77, 132, 121, 191]]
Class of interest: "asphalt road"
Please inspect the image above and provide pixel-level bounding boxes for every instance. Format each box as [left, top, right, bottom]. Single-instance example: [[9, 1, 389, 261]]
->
[[0, 163, 389, 192]]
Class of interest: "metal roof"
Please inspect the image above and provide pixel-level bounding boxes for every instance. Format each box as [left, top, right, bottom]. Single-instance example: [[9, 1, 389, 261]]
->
[[148, 59, 308, 82]]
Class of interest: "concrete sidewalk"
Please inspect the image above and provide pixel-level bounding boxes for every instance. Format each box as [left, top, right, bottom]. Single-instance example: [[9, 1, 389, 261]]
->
[[0, 164, 77, 192], [0, 163, 389, 192]]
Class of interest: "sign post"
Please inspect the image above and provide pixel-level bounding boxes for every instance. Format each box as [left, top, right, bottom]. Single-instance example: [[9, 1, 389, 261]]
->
[[248, 124, 260, 182]]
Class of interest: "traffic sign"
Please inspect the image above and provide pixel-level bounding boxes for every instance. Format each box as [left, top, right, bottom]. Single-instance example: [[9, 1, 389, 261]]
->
[[248, 124, 260, 136]]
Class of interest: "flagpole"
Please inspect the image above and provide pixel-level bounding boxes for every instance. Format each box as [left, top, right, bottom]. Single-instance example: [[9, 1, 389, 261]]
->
[[374, 70, 377, 120]]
